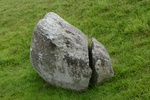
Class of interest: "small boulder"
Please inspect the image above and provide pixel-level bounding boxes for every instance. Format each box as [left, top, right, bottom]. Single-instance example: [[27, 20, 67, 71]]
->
[[90, 38, 114, 85]]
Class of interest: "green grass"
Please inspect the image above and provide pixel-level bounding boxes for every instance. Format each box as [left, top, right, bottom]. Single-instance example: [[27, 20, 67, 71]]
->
[[0, 0, 150, 100]]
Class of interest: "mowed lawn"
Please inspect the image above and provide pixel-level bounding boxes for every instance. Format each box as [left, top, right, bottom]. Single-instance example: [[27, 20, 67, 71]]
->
[[0, 0, 150, 100]]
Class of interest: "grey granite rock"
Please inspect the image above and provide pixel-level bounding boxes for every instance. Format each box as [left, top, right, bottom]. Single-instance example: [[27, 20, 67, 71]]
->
[[30, 12, 92, 91], [90, 38, 114, 85]]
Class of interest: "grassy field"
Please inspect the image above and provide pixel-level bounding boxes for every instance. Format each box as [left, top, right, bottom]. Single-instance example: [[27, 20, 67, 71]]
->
[[0, 0, 150, 100]]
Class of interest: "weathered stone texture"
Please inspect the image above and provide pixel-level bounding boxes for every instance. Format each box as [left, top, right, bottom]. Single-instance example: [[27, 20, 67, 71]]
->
[[30, 12, 92, 91], [30, 12, 114, 91], [91, 38, 114, 84]]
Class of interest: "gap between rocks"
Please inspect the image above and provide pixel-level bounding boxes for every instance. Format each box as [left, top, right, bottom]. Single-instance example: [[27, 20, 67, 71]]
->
[[88, 39, 97, 86]]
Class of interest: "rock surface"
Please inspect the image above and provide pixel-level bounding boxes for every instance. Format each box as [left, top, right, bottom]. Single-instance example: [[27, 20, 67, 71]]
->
[[90, 38, 114, 85], [30, 12, 92, 91]]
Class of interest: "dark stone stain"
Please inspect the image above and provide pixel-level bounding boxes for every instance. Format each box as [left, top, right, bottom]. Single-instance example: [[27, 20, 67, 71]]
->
[[64, 53, 87, 68], [79, 59, 87, 68], [75, 36, 82, 46], [58, 22, 63, 27], [64, 53, 88, 82], [48, 40, 56, 50], [65, 30, 75, 35], [64, 53, 77, 68], [65, 40, 70, 47], [100, 59, 105, 67]]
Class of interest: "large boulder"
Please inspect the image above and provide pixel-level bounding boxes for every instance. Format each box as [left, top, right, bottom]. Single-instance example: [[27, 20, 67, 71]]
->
[[30, 12, 114, 91], [90, 38, 114, 84], [30, 12, 92, 91]]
